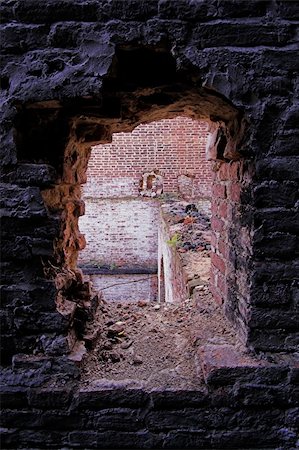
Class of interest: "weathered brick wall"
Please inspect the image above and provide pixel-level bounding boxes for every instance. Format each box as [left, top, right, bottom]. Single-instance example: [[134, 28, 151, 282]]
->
[[79, 117, 211, 269], [84, 117, 211, 198], [79, 198, 159, 270], [89, 274, 158, 303]]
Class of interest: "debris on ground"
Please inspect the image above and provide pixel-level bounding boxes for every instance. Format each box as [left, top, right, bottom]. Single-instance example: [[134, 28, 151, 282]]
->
[[80, 288, 239, 390]]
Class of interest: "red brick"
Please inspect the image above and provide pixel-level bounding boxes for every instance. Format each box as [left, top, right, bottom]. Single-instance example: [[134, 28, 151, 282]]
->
[[212, 183, 227, 199], [210, 231, 217, 248], [216, 272, 227, 296], [218, 200, 228, 219], [230, 183, 242, 202], [228, 161, 241, 181], [84, 117, 211, 197], [211, 252, 226, 274], [211, 217, 224, 233], [210, 285, 224, 305], [218, 239, 228, 258], [218, 163, 229, 181]]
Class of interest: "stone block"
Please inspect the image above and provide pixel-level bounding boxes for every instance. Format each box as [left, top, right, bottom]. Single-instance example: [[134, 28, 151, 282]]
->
[[286, 408, 299, 428], [0, 427, 18, 448], [13, 0, 99, 23], [211, 427, 297, 449], [38, 410, 83, 430], [271, 132, 299, 156], [3, 163, 58, 187], [253, 260, 299, 283], [193, 22, 294, 48], [161, 430, 210, 449], [1, 409, 44, 429], [261, 48, 299, 73], [198, 344, 289, 386], [248, 328, 299, 352], [0, 127, 17, 166], [276, 0, 299, 19], [39, 333, 70, 356], [13, 310, 69, 333], [146, 407, 246, 431], [254, 231, 298, 259], [250, 282, 292, 307], [249, 307, 299, 330], [0, 184, 47, 219], [253, 181, 298, 208], [158, 0, 210, 21], [1, 216, 60, 240], [288, 387, 299, 405], [68, 430, 98, 448], [283, 104, 299, 131], [214, 0, 270, 18], [233, 383, 288, 406], [256, 157, 299, 181], [83, 408, 143, 431], [68, 430, 157, 449], [150, 388, 208, 409], [0, 386, 28, 409], [0, 23, 48, 54], [50, 356, 80, 378], [77, 382, 148, 409], [0, 309, 13, 332], [27, 386, 72, 409], [12, 354, 52, 371], [0, 334, 16, 365], [109, 0, 158, 21], [48, 22, 96, 48], [0, 281, 57, 311], [15, 429, 69, 448]]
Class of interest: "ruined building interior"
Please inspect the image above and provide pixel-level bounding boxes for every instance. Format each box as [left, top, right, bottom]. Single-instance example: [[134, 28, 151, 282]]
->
[[0, 1, 298, 449]]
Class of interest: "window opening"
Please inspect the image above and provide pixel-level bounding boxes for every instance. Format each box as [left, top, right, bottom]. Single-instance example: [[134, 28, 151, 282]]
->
[[78, 116, 227, 387]]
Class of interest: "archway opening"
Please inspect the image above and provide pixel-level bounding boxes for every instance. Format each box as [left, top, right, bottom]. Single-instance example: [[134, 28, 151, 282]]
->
[[77, 116, 220, 385], [11, 45, 250, 382]]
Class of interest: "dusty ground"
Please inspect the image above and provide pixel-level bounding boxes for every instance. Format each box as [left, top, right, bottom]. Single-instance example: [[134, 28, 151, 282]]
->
[[80, 287, 238, 390], [80, 200, 240, 389]]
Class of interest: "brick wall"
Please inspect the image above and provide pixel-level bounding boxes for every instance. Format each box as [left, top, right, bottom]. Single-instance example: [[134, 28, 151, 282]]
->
[[83, 117, 211, 199], [88, 274, 158, 303], [79, 198, 159, 270], [79, 117, 211, 270]]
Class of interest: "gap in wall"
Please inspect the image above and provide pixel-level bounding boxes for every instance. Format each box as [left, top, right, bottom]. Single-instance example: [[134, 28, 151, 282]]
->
[[77, 117, 237, 388], [78, 116, 212, 304]]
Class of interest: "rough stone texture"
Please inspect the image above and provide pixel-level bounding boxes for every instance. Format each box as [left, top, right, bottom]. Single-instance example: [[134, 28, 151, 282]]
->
[[1, 0, 299, 448], [0, 350, 298, 449]]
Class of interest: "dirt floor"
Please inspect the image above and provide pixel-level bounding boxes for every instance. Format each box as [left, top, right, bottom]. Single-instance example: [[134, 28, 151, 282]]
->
[[80, 200, 241, 389], [80, 287, 238, 390]]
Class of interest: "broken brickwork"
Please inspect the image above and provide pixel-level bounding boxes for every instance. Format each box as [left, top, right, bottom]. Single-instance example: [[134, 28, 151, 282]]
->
[[84, 117, 211, 198], [0, 1, 298, 448], [78, 117, 211, 271]]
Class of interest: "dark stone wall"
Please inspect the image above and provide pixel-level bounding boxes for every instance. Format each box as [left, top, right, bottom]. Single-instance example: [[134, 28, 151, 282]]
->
[[1, 347, 299, 449], [0, 1, 298, 448], [1, 0, 298, 357]]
